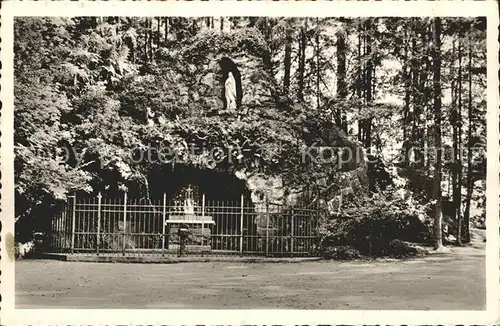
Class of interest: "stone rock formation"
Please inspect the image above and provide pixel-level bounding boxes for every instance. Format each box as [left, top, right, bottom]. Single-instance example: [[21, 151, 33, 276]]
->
[[156, 28, 368, 213]]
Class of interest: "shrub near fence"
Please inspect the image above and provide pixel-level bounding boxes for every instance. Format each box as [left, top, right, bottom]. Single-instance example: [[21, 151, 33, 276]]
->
[[50, 193, 320, 257], [316, 192, 431, 258]]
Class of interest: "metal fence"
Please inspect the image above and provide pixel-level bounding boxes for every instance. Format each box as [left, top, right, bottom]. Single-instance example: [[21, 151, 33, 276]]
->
[[50, 193, 320, 257]]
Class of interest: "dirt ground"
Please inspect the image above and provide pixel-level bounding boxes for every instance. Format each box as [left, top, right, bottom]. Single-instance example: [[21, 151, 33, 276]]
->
[[15, 248, 485, 310], [16, 229, 487, 310]]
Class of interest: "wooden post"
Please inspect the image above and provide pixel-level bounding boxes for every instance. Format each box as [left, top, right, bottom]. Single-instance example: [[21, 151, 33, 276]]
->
[[122, 192, 127, 256], [265, 198, 270, 257], [162, 192, 166, 257], [96, 192, 102, 255], [70, 193, 76, 254], [290, 207, 294, 257], [240, 194, 244, 256]]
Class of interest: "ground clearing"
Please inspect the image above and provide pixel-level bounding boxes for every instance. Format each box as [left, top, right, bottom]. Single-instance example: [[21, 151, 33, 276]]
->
[[16, 243, 485, 309]]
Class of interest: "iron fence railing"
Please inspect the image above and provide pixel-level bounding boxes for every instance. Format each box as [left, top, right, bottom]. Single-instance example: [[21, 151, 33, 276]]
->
[[50, 193, 320, 257]]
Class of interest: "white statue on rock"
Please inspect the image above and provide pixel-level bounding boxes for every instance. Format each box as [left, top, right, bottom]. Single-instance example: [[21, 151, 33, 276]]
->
[[225, 71, 237, 111], [219, 57, 241, 114]]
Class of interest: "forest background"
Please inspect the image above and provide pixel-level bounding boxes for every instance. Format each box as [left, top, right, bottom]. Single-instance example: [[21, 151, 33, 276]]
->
[[14, 17, 486, 252]]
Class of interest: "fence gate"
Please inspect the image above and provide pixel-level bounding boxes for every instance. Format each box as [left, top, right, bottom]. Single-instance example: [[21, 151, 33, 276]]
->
[[50, 193, 320, 257]]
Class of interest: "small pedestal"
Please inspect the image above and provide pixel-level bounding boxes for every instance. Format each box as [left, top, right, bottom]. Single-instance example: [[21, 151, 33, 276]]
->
[[166, 215, 215, 252]]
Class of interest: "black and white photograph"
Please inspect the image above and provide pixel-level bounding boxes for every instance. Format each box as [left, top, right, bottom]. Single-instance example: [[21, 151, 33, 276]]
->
[[1, 1, 498, 324]]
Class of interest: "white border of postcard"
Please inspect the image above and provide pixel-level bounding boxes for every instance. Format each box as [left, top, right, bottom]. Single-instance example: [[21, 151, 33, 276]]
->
[[1, 1, 499, 325]]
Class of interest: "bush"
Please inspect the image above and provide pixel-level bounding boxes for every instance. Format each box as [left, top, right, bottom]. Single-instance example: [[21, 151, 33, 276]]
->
[[317, 191, 431, 258], [319, 245, 361, 260], [384, 239, 418, 258]]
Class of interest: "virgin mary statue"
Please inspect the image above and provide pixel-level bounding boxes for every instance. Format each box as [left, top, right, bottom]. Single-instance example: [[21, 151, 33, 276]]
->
[[225, 71, 237, 111], [219, 56, 242, 113]]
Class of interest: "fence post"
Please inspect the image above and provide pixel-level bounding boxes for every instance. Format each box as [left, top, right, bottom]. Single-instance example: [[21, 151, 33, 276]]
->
[[201, 193, 205, 248], [290, 207, 294, 257], [122, 192, 127, 256], [315, 201, 320, 254], [202, 193, 205, 217], [162, 192, 166, 257], [96, 192, 102, 255], [70, 193, 76, 254], [265, 197, 269, 257], [240, 194, 244, 256]]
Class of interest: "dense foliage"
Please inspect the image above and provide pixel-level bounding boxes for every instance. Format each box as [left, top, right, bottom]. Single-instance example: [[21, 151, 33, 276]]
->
[[317, 190, 431, 258]]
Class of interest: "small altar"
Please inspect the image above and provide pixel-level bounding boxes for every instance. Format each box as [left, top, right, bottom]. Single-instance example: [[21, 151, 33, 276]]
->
[[165, 184, 215, 250], [166, 214, 215, 224]]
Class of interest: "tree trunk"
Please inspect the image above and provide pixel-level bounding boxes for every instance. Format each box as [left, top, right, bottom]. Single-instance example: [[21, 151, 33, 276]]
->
[[315, 18, 321, 111], [402, 26, 411, 166], [144, 18, 149, 62], [411, 34, 422, 167], [407, 25, 417, 166], [420, 26, 430, 171], [220, 17, 224, 32], [364, 19, 373, 149], [456, 35, 463, 245], [164, 17, 169, 44], [149, 18, 153, 61], [463, 25, 473, 243], [126, 18, 136, 64], [451, 38, 459, 243], [191, 19, 197, 36], [157, 17, 161, 48], [297, 21, 306, 101], [336, 29, 347, 132], [283, 20, 292, 95], [357, 23, 363, 143], [432, 17, 444, 249]]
